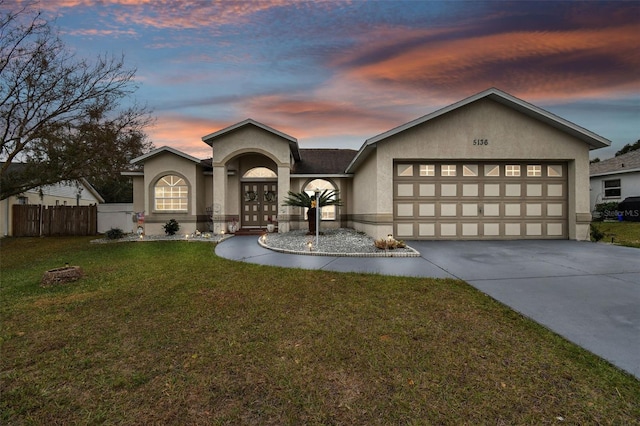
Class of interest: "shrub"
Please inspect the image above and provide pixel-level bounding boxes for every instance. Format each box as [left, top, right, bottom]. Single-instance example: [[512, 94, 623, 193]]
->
[[105, 227, 125, 240], [590, 223, 604, 242], [163, 219, 180, 236], [593, 202, 619, 221], [374, 236, 406, 250]]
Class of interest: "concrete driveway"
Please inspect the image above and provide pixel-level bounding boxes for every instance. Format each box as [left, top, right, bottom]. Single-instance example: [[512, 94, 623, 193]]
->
[[216, 237, 640, 379]]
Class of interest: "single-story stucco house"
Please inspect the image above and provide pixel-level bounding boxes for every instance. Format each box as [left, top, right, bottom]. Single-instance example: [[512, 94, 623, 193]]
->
[[127, 88, 610, 240], [589, 149, 640, 212]]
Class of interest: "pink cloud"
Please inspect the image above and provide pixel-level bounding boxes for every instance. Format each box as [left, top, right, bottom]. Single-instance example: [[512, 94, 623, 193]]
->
[[341, 25, 640, 103]]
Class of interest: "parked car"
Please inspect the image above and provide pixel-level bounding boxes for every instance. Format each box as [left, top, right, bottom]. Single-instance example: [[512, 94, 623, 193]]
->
[[618, 196, 640, 222]]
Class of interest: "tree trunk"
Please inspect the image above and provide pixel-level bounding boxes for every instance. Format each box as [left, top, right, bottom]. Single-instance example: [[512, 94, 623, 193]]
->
[[307, 208, 317, 235]]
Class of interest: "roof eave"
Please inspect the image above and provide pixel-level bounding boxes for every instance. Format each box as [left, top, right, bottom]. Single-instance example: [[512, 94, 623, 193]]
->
[[130, 146, 202, 165], [590, 168, 640, 178]]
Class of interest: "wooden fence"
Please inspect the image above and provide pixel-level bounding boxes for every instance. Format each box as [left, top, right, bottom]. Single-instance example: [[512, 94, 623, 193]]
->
[[12, 204, 98, 237]]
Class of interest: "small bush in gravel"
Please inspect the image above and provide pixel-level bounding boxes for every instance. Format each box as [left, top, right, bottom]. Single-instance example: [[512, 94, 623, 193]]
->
[[105, 228, 126, 240], [163, 219, 180, 236]]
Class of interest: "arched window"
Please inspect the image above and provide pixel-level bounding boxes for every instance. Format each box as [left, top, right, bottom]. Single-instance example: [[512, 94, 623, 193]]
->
[[155, 175, 188, 211], [243, 167, 277, 178], [304, 179, 337, 220]]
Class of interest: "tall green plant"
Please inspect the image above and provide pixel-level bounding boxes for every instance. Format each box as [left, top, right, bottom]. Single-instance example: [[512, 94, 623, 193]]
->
[[282, 189, 342, 209], [282, 189, 342, 234]]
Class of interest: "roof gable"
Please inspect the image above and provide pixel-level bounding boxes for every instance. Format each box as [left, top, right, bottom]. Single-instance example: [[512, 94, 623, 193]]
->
[[346, 88, 611, 173], [201, 118, 301, 161]]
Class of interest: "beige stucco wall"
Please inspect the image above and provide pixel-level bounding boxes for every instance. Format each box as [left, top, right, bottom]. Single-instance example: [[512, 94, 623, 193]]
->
[[138, 152, 203, 235], [352, 98, 593, 240]]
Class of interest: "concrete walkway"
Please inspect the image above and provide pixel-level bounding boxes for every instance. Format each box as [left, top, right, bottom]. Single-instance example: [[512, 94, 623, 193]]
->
[[216, 237, 640, 379]]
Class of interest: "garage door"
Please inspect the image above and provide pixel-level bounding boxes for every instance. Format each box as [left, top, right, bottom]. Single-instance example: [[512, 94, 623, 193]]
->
[[393, 162, 567, 239]]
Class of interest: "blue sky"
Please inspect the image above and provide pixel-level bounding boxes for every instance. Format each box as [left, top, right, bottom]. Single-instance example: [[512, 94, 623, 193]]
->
[[10, 0, 640, 159]]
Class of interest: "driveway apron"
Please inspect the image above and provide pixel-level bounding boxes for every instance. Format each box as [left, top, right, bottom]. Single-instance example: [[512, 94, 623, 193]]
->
[[216, 237, 640, 379]]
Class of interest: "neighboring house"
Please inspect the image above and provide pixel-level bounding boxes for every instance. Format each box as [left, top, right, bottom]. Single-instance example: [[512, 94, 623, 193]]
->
[[0, 165, 104, 236], [589, 150, 640, 212], [128, 88, 610, 240]]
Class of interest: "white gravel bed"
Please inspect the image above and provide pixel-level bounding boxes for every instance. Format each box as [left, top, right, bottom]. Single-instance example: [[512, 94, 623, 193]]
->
[[260, 228, 420, 257]]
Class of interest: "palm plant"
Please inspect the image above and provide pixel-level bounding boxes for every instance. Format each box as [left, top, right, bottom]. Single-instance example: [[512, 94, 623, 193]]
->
[[282, 189, 342, 234], [282, 189, 342, 209]]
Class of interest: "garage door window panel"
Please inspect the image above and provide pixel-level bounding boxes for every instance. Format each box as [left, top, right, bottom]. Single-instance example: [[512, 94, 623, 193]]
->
[[527, 165, 542, 177], [397, 164, 413, 177], [485, 165, 500, 177], [463, 165, 478, 176], [506, 165, 521, 177], [441, 165, 457, 176], [420, 165, 435, 176], [547, 165, 563, 177]]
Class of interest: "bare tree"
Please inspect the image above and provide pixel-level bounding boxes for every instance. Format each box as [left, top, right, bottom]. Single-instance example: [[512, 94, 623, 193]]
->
[[0, 1, 153, 199]]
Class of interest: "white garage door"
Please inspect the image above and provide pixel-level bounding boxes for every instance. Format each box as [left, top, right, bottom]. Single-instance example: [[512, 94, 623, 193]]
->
[[393, 162, 567, 240]]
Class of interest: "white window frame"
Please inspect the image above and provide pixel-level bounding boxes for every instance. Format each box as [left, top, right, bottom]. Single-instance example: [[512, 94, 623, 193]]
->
[[155, 175, 188, 211], [603, 179, 621, 199]]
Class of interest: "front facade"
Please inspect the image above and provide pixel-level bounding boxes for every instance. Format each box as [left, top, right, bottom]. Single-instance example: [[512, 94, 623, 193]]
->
[[130, 88, 610, 240]]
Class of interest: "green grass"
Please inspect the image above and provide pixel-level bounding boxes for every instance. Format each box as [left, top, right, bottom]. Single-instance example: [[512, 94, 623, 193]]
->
[[1, 237, 639, 425], [591, 221, 640, 248]]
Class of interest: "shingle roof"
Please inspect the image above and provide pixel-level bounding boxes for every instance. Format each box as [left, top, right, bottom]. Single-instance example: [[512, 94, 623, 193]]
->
[[590, 150, 640, 176], [292, 149, 357, 174]]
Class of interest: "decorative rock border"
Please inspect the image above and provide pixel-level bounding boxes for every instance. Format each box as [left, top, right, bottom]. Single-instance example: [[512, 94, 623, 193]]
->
[[258, 237, 421, 257], [41, 266, 84, 287]]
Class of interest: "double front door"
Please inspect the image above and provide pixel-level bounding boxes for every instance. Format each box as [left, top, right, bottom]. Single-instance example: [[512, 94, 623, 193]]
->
[[242, 181, 278, 228]]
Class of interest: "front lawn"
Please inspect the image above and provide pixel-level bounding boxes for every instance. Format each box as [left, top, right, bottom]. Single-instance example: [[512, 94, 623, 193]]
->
[[591, 221, 640, 248], [1, 237, 638, 424]]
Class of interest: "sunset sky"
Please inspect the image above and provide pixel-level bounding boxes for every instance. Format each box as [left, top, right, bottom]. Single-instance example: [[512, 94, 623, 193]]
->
[[10, 0, 640, 159]]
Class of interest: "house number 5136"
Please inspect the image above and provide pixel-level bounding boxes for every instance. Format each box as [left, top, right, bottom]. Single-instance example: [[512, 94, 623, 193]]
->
[[473, 139, 488, 146]]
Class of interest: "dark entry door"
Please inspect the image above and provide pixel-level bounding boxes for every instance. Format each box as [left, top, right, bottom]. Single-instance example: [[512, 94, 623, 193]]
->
[[242, 181, 277, 228]]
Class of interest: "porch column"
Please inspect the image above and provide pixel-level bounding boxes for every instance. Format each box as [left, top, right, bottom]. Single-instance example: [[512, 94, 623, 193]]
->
[[212, 164, 227, 234], [277, 165, 291, 233]]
